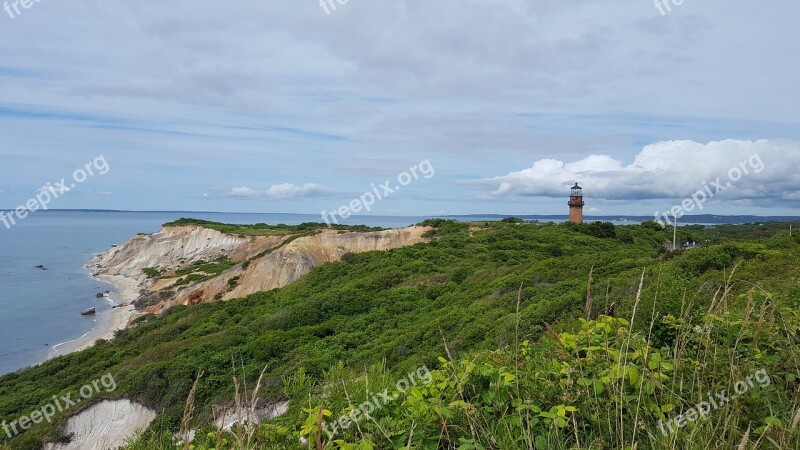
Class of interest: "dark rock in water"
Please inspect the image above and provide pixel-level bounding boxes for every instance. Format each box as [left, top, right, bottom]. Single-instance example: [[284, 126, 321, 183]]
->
[[81, 308, 96, 316], [35, 265, 47, 270], [96, 293, 105, 298]]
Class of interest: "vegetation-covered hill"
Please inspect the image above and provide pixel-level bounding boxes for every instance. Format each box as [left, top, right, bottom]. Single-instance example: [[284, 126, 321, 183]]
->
[[163, 218, 384, 236], [1, 220, 798, 449]]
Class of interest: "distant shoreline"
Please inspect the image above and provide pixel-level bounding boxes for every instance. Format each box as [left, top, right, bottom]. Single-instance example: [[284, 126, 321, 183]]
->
[[47, 261, 141, 359], [1, 209, 798, 225], [36, 212, 800, 363]]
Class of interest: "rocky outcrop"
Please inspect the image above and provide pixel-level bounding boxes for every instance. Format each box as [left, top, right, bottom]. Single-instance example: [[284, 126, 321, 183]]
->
[[91, 224, 430, 315], [43, 400, 156, 450], [214, 400, 290, 431], [91, 225, 286, 282], [84, 225, 289, 336], [163, 226, 431, 310], [44, 225, 430, 448]]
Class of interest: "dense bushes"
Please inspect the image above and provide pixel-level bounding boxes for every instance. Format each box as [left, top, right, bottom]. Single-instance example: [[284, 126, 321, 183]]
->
[[563, 221, 617, 239], [679, 243, 765, 275], [1, 221, 798, 449], [142, 267, 161, 278], [287, 302, 798, 449], [131, 304, 799, 449], [163, 218, 384, 236]]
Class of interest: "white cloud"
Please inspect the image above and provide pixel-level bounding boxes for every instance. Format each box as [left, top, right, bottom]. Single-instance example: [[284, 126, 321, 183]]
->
[[227, 186, 259, 198], [36, 185, 70, 196], [221, 183, 330, 200], [476, 140, 800, 204], [2, 2, 800, 214], [86, 190, 113, 196]]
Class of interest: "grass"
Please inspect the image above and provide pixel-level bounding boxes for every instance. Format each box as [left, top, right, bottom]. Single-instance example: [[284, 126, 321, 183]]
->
[[172, 257, 237, 277], [127, 265, 800, 449], [163, 218, 384, 236], [1, 219, 798, 449]]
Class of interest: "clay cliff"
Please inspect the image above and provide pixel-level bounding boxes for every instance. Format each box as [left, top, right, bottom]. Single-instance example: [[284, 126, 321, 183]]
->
[[91, 225, 285, 282], [90, 224, 431, 315]]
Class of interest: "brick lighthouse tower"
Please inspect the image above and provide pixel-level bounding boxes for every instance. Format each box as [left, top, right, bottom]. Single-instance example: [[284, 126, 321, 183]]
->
[[568, 183, 585, 224]]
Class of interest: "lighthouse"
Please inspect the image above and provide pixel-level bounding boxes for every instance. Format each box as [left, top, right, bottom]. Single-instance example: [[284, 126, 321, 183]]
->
[[568, 183, 585, 224]]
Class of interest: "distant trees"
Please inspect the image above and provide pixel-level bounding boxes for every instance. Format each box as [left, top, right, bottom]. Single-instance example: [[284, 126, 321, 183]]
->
[[563, 221, 617, 239]]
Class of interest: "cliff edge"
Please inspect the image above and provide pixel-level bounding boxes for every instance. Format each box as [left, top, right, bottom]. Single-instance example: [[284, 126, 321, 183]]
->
[[90, 223, 431, 316]]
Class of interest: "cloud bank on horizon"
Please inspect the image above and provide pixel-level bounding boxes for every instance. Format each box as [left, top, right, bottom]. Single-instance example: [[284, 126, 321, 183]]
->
[[217, 183, 332, 201], [479, 140, 800, 206], [0, 1, 799, 216]]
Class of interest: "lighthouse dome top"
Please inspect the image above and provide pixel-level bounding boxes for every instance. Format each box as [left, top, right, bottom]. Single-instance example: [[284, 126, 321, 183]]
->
[[571, 183, 583, 195]]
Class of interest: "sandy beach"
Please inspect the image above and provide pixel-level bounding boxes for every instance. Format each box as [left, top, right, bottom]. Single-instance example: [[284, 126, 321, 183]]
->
[[48, 272, 143, 358]]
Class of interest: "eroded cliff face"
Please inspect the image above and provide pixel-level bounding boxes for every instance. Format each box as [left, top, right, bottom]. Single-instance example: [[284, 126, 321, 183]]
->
[[93, 224, 431, 315], [42, 225, 429, 448], [42, 400, 156, 450], [164, 226, 431, 310], [91, 225, 286, 282]]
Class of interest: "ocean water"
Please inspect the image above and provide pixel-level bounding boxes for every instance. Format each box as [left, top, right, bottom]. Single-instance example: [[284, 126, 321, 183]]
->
[[0, 211, 425, 376]]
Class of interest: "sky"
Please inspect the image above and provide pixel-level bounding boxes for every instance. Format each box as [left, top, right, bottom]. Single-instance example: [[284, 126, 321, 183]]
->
[[1, 0, 799, 218]]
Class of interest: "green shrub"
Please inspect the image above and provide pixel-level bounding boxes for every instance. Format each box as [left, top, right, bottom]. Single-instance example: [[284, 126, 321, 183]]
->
[[142, 267, 161, 278], [2, 220, 798, 449]]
